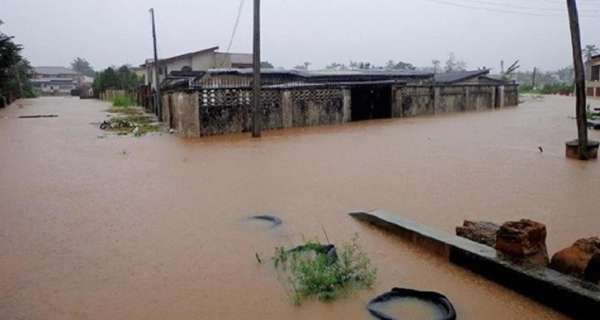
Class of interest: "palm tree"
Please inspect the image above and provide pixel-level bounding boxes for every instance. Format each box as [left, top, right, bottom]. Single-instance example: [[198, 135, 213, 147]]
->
[[583, 44, 599, 61]]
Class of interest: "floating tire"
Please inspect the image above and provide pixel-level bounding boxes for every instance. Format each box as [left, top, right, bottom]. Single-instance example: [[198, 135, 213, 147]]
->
[[367, 287, 456, 320], [289, 244, 338, 263], [99, 121, 111, 130]]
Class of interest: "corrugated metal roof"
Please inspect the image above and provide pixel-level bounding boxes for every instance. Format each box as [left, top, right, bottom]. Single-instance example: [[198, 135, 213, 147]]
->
[[34, 66, 80, 75], [434, 70, 490, 83]]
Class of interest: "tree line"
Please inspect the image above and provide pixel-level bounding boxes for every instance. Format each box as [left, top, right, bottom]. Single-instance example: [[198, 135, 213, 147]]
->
[[92, 65, 143, 94], [0, 20, 34, 106]]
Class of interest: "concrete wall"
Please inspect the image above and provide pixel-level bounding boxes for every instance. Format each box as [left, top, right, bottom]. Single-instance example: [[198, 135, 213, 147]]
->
[[394, 84, 517, 118], [165, 83, 517, 138], [169, 91, 200, 138]]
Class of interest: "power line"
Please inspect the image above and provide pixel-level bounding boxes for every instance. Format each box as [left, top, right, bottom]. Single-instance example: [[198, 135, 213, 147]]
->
[[423, 0, 600, 17], [227, 0, 246, 53], [456, 0, 600, 12]]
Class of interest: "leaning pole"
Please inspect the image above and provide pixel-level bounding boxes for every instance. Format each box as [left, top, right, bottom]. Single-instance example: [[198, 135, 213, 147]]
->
[[566, 0, 590, 159]]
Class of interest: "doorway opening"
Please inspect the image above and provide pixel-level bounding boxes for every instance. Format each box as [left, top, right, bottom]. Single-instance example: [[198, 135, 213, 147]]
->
[[351, 85, 392, 121]]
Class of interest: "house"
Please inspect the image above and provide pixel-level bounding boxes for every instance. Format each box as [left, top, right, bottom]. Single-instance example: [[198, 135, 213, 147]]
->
[[31, 67, 82, 95], [156, 68, 518, 137], [142, 46, 252, 90], [587, 55, 600, 98]]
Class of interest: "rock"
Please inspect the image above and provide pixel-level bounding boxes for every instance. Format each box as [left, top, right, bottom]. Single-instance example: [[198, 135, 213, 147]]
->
[[550, 237, 600, 279], [495, 219, 549, 267], [584, 254, 600, 284], [456, 220, 499, 247]]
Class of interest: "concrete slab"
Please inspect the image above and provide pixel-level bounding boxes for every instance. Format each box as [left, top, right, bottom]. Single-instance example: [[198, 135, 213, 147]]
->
[[350, 210, 600, 319]]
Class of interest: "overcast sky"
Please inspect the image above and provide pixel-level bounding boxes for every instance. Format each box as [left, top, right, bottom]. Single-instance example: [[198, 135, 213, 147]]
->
[[2, 0, 600, 72]]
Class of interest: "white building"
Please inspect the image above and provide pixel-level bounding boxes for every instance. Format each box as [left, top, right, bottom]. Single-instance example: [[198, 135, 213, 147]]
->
[[32, 67, 82, 95], [142, 46, 252, 90]]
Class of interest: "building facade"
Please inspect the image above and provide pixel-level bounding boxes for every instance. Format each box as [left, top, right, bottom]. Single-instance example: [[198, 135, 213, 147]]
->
[[587, 55, 600, 98], [32, 67, 82, 95], [142, 46, 252, 90]]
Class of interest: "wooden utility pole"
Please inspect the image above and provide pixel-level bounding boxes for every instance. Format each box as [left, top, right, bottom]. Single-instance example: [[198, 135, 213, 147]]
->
[[150, 8, 162, 120], [252, 0, 262, 138], [567, 0, 589, 159]]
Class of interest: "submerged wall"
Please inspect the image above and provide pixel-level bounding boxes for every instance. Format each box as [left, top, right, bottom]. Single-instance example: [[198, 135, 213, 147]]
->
[[164, 83, 518, 138], [394, 84, 517, 118]]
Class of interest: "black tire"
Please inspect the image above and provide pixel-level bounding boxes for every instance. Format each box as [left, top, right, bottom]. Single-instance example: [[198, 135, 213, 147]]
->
[[367, 287, 456, 320]]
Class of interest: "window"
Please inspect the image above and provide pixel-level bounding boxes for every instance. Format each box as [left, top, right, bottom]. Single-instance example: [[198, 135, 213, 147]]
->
[[592, 65, 600, 81]]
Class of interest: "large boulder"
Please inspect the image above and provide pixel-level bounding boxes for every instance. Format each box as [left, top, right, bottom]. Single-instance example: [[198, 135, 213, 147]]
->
[[550, 237, 600, 280], [456, 220, 499, 247], [495, 219, 549, 267]]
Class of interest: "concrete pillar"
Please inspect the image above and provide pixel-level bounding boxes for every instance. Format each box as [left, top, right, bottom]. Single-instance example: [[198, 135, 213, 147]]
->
[[464, 86, 471, 111], [281, 90, 293, 128], [490, 86, 496, 109], [433, 86, 441, 114], [497, 85, 505, 108], [342, 88, 352, 123], [175, 92, 201, 138]]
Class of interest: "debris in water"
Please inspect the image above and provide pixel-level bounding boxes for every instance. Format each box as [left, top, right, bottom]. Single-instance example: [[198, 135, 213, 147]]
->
[[18, 114, 58, 119], [249, 215, 283, 228], [538, 146, 544, 153]]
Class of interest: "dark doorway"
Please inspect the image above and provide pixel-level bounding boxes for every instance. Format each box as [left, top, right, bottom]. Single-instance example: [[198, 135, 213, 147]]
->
[[351, 85, 392, 121]]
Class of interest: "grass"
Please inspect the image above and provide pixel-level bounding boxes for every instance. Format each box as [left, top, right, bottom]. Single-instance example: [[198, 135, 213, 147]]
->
[[271, 235, 377, 305], [111, 94, 135, 108], [103, 106, 160, 137]]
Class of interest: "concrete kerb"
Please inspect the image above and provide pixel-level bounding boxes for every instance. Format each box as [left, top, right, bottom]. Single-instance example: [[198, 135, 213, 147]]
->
[[350, 209, 600, 319]]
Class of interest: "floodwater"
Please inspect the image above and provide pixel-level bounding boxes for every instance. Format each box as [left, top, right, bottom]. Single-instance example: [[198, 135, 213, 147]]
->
[[1, 96, 599, 319]]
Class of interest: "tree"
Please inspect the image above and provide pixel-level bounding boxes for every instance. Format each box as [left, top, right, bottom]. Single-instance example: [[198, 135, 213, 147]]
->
[[92, 65, 142, 94], [260, 61, 274, 69], [326, 62, 347, 70], [0, 20, 34, 100], [583, 44, 598, 62], [293, 62, 311, 70], [444, 53, 467, 72], [384, 60, 416, 71], [70, 57, 95, 77], [432, 60, 441, 74]]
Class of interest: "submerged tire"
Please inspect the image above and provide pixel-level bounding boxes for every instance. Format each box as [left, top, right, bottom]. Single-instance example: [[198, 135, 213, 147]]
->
[[367, 287, 456, 320], [288, 244, 338, 263], [249, 215, 283, 228]]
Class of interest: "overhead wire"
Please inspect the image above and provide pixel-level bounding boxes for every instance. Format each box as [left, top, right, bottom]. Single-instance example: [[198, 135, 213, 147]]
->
[[226, 0, 246, 53]]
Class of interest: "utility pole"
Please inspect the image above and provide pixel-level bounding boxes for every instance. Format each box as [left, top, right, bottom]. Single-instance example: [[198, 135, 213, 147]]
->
[[150, 8, 162, 120], [532, 67, 537, 88], [567, 0, 589, 159], [252, 0, 262, 138]]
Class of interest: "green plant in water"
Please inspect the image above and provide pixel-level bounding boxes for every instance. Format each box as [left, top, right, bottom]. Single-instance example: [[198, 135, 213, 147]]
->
[[112, 94, 134, 108], [271, 235, 376, 304]]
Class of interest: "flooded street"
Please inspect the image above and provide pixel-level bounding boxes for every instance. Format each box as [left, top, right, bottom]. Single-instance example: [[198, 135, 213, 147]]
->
[[2, 96, 599, 319]]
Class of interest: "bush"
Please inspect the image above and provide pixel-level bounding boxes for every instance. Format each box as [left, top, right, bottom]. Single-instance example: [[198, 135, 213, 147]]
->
[[112, 94, 134, 108], [271, 236, 377, 304]]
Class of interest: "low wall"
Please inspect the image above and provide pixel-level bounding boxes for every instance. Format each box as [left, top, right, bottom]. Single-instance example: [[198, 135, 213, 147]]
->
[[395, 84, 517, 118], [165, 83, 518, 138]]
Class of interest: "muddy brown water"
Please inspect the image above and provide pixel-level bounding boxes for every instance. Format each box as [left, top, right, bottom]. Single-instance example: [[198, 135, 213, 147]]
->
[[2, 96, 599, 319]]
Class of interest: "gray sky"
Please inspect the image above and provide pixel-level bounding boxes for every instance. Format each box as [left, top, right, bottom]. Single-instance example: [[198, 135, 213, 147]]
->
[[3, 0, 600, 72]]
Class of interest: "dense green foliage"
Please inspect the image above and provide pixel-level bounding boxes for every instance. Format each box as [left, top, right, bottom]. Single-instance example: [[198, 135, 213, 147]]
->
[[520, 83, 574, 95], [271, 236, 377, 304], [93, 65, 142, 94], [0, 20, 35, 101], [112, 94, 135, 108]]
